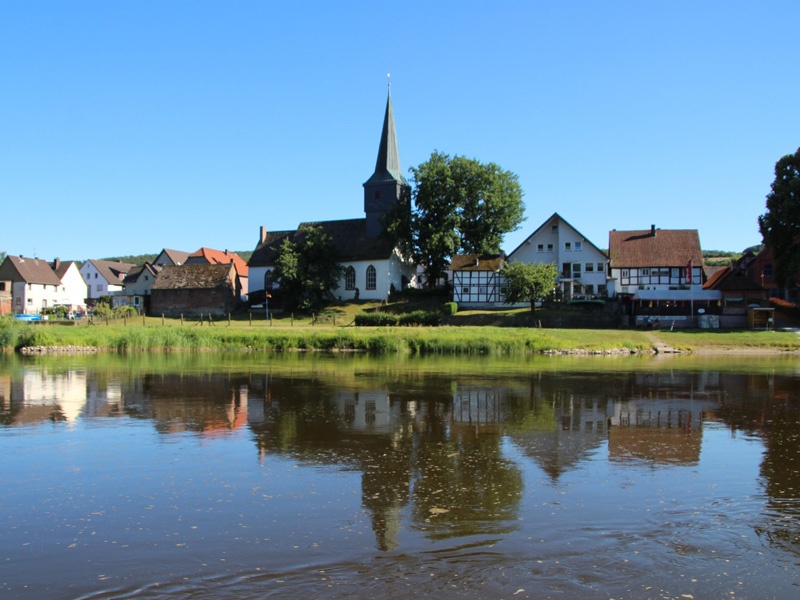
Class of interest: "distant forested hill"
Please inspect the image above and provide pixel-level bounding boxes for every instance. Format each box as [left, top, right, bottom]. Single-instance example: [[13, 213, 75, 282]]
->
[[100, 250, 254, 266]]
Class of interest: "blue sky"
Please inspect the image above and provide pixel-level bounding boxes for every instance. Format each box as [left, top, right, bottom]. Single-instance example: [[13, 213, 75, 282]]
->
[[2, 1, 798, 261]]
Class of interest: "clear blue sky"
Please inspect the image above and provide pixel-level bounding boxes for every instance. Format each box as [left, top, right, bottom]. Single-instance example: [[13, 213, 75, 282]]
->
[[2, 1, 798, 261]]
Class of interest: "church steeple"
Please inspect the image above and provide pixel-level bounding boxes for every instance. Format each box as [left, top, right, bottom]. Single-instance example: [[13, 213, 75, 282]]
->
[[364, 87, 409, 237]]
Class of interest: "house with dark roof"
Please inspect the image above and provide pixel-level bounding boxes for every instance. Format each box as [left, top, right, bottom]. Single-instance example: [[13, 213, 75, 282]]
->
[[0, 255, 86, 315], [79, 259, 136, 301], [248, 90, 417, 304], [703, 253, 769, 327], [154, 248, 191, 267], [746, 247, 800, 303], [121, 262, 160, 313], [150, 264, 241, 317], [507, 213, 609, 299], [608, 226, 721, 327]]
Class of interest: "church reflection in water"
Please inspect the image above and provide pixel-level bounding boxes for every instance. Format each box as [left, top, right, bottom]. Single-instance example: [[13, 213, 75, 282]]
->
[[2, 362, 799, 554]]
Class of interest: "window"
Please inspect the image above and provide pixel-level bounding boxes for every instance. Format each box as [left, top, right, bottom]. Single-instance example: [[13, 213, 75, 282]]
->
[[264, 270, 274, 291], [27, 298, 32, 305], [565, 242, 572, 251], [671, 268, 679, 278], [641, 268, 650, 277], [345, 267, 356, 290], [575, 241, 582, 251], [597, 262, 604, 272], [0, 282, 5, 291], [145, 275, 149, 281], [585, 263, 594, 272], [133, 297, 140, 306], [585, 284, 594, 294], [621, 269, 630, 278], [96, 284, 102, 292], [462, 287, 470, 294], [764, 265, 773, 276], [94, 273, 98, 279], [551, 224, 558, 232], [366, 265, 376, 290], [547, 243, 554, 252], [572, 263, 581, 277], [537, 244, 544, 252]]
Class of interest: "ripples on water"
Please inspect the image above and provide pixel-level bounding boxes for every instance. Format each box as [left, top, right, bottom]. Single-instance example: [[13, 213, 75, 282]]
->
[[1, 354, 799, 599]]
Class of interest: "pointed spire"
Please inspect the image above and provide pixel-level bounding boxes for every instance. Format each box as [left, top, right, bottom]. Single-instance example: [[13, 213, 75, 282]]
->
[[365, 87, 405, 185]]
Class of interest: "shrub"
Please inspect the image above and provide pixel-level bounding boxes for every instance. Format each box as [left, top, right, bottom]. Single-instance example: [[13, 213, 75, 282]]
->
[[397, 310, 442, 327], [355, 313, 398, 326], [114, 305, 138, 318], [443, 302, 458, 316]]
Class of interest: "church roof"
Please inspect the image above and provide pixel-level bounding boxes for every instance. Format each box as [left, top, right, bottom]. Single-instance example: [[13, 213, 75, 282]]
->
[[249, 218, 398, 267], [363, 90, 406, 186]]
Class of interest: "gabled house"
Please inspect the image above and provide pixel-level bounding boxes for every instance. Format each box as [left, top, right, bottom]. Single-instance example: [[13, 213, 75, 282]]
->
[[51, 259, 88, 312], [608, 226, 721, 327], [150, 263, 241, 317], [608, 226, 705, 297], [507, 213, 609, 299], [154, 248, 191, 267], [746, 247, 800, 303], [703, 253, 768, 327], [79, 259, 136, 301], [248, 90, 417, 304], [121, 262, 160, 313], [0, 255, 85, 315], [186, 248, 249, 299], [451, 254, 507, 308]]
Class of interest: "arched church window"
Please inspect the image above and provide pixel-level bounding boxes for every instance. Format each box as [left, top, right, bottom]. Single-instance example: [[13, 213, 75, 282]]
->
[[345, 267, 356, 290], [366, 265, 377, 290]]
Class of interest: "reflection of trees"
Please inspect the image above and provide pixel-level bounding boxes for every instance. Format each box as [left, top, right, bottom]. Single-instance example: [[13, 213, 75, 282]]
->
[[716, 374, 800, 556]]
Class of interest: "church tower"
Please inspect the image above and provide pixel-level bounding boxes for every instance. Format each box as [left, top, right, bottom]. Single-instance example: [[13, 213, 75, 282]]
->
[[363, 89, 410, 237]]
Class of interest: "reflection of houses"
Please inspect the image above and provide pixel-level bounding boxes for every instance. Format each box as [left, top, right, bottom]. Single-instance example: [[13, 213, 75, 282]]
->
[[0, 369, 122, 425]]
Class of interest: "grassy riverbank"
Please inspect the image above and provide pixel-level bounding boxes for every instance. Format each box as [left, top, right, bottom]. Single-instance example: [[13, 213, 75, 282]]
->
[[2, 314, 800, 355]]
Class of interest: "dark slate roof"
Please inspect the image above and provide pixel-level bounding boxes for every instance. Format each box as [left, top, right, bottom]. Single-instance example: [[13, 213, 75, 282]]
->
[[248, 218, 397, 267], [0, 255, 61, 285], [89, 259, 136, 284], [450, 254, 505, 272], [124, 263, 160, 284], [608, 228, 703, 268], [151, 264, 235, 291], [363, 90, 406, 186]]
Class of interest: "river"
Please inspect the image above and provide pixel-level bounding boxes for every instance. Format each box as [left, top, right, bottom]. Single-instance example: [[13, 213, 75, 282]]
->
[[1, 353, 799, 599]]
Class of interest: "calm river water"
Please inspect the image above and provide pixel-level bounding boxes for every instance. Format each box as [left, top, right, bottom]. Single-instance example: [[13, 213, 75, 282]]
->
[[1, 353, 799, 599]]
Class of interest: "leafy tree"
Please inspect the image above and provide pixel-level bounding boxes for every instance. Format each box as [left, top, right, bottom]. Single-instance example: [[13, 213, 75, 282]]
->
[[273, 225, 344, 313], [758, 147, 800, 287], [405, 151, 525, 286], [501, 261, 559, 313]]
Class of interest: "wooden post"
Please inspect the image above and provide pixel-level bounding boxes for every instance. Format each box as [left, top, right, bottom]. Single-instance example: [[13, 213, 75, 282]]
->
[[181, 314, 184, 326], [333, 315, 336, 327], [291, 313, 294, 326], [228, 312, 231, 326], [312, 313, 315, 326], [142, 314, 145, 326], [162, 314, 165, 326], [200, 313, 203, 325], [249, 312, 252, 326]]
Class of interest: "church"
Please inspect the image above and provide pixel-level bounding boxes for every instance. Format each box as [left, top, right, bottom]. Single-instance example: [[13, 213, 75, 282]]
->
[[247, 91, 417, 303]]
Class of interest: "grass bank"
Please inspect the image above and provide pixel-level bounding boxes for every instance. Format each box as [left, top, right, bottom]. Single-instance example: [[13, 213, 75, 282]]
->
[[3, 311, 799, 355]]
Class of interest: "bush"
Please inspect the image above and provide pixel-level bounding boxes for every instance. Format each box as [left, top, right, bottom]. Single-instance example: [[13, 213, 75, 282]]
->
[[114, 305, 138, 318], [443, 302, 458, 316], [355, 313, 398, 326], [397, 310, 442, 326]]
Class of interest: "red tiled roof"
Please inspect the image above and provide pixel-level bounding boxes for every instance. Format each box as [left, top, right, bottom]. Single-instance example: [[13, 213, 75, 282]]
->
[[188, 248, 249, 277], [609, 229, 703, 268]]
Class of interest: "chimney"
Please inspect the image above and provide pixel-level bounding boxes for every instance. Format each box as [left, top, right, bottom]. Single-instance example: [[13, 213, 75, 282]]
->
[[53, 258, 61, 271], [650, 224, 656, 237], [260, 225, 267, 245]]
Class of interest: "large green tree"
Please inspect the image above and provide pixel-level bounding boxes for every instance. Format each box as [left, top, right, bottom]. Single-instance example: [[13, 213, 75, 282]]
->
[[758, 147, 800, 288], [405, 151, 525, 286], [273, 225, 344, 313], [501, 261, 559, 313]]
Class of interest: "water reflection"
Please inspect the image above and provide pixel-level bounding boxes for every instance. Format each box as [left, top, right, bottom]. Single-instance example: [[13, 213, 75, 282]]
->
[[1, 356, 800, 598]]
